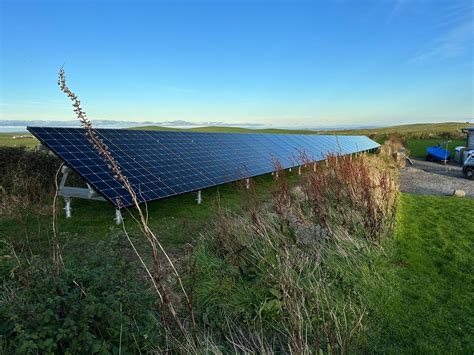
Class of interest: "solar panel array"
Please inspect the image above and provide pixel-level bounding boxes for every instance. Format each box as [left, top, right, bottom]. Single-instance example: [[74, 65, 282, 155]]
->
[[28, 127, 380, 207]]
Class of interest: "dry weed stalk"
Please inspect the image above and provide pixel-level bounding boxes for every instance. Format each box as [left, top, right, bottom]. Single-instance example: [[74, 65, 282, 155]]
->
[[57, 68, 197, 343], [51, 162, 65, 270], [302, 153, 397, 242]]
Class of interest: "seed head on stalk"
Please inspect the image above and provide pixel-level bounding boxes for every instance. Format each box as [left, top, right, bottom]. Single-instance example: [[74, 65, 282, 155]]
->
[[57, 68, 198, 342], [57, 68, 137, 207]]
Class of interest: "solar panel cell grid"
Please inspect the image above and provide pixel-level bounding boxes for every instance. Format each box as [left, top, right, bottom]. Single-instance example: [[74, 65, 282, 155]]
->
[[28, 127, 380, 207]]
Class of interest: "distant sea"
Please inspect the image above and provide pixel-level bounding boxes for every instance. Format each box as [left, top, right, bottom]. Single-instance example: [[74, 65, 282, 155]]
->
[[0, 126, 28, 133], [0, 124, 201, 133]]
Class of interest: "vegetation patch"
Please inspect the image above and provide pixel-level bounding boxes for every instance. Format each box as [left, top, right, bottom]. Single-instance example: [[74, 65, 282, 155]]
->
[[0, 134, 38, 150], [405, 138, 465, 158], [0, 234, 161, 353], [189, 152, 399, 352], [0, 147, 60, 216]]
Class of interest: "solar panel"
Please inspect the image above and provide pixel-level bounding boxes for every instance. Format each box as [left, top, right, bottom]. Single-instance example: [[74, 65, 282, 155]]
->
[[27, 127, 380, 207]]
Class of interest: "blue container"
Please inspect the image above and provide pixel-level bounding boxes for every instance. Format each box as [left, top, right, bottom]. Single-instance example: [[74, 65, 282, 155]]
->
[[426, 146, 450, 161]]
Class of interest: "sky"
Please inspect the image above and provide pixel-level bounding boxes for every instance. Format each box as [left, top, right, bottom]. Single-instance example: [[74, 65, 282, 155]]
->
[[0, 0, 473, 128]]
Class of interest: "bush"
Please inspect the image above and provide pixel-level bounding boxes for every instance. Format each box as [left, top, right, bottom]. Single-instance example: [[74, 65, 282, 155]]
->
[[0, 234, 161, 353], [0, 147, 60, 214]]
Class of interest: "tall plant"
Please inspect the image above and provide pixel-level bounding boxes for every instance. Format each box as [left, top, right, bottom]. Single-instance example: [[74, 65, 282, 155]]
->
[[57, 68, 197, 344]]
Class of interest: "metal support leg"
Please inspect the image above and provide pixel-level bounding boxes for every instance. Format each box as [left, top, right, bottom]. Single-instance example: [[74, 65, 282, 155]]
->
[[313, 163, 316, 172], [64, 197, 72, 218], [114, 209, 122, 225], [196, 190, 202, 204], [245, 178, 250, 189]]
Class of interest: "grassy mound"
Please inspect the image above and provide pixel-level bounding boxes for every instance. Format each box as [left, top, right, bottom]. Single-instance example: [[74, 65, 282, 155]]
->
[[189, 153, 399, 352]]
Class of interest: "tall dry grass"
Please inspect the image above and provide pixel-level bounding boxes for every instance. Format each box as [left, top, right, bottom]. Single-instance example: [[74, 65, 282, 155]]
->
[[302, 154, 398, 242], [188, 149, 399, 352]]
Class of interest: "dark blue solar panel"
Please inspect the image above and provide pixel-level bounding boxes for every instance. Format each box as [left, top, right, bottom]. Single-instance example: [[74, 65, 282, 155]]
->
[[27, 127, 380, 207]]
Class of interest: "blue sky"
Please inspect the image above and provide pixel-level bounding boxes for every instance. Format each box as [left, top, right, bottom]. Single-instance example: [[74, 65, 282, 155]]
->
[[0, 0, 473, 127]]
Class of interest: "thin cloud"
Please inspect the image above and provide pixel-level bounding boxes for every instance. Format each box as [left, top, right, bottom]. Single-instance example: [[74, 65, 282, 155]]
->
[[411, 19, 473, 63], [386, 0, 407, 24], [410, 2, 473, 63], [433, 2, 472, 29]]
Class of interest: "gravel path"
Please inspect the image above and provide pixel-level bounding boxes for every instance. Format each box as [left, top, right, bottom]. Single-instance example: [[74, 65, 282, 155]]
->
[[400, 158, 474, 197]]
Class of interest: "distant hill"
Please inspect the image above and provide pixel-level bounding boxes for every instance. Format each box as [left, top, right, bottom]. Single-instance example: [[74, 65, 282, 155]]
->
[[321, 122, 471, 139], [131, 125, 318, 134], [133, 122, 471, 139]]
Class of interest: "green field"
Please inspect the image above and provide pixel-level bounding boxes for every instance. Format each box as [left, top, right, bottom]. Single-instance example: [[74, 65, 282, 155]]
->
[[135, 121, 470, 136], [405, 139, 465, 157], [323, 121, 470, 139], [0, 173, 279, 251], [0, 133, 38, 149]]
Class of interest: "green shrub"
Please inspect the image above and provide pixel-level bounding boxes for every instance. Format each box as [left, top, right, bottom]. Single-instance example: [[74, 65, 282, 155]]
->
[[0, 147, 61, 218], [0, 147, 60, 198], [0, 234, 161, 353]]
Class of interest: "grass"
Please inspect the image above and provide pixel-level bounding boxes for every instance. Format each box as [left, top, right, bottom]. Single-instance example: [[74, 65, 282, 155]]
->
[[1, 162, 473, 351], [0, 173, 281, 253], [2, 187, 472, 352], [190, 152, 399, 352], [134, 121, 471, 136], [364, 193, 474, 353], [323, 121, 471, 138], [405, 138, 466, 157], [0, 133, 38, 149]]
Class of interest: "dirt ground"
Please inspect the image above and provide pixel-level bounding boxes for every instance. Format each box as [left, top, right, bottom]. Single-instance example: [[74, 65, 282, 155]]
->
[[400, 158, 474, 197]]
